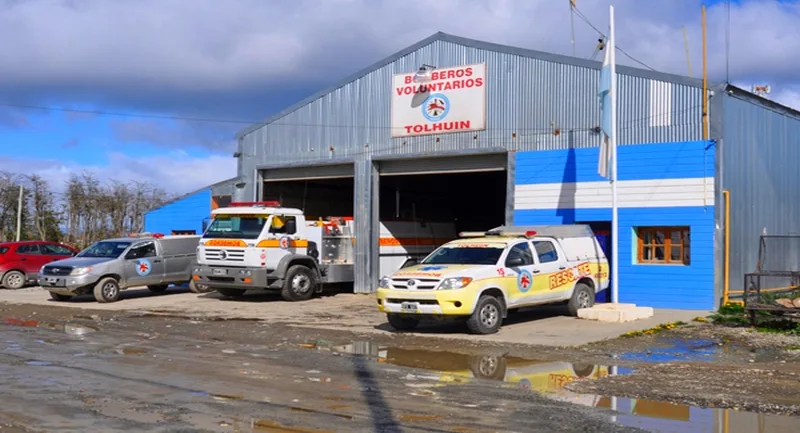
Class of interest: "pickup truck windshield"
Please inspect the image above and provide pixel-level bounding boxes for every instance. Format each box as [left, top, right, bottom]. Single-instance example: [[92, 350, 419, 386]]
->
[[77, 241, 132, 258], [204, 215, 268, 239], [421, 245, 504, 265]]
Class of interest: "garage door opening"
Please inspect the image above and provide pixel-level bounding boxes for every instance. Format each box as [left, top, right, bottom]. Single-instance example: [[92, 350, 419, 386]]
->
[[262, 177, 354, 218], [379, 170, 507, 234]]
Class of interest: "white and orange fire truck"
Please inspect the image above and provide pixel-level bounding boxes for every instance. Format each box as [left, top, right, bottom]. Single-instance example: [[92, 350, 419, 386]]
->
[[192, 201, 455, 301]]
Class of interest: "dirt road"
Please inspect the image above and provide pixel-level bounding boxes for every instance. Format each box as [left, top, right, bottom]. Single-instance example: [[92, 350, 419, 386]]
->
[[0, 305, 640, 433]]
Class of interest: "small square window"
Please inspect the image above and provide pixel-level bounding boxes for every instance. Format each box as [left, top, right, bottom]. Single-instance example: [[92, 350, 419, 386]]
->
[[637, 226, 690, 265]]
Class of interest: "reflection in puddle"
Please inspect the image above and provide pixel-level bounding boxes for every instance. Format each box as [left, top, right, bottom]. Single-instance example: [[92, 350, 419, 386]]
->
[[301, 341, 800, 432], [25, 360, 54, 366]]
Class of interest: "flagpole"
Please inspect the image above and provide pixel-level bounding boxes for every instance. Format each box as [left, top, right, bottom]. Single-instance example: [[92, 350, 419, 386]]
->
[[609, 4, 619, 304]]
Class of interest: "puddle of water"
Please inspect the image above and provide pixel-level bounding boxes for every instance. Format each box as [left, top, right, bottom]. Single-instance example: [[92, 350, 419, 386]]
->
[[64, 324, 99, 336], [25, 360, 54, 366], [210, 393, 244, 401], [617, 338, 781, 363], [250, 418, 334, 432], [301, 341, 800, 432]]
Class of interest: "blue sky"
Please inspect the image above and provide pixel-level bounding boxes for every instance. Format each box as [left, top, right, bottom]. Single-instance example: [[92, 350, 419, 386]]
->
[[1, 0, 798, 195]]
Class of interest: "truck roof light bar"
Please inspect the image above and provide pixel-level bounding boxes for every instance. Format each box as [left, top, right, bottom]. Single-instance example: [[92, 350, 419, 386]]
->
[[230, 201, 281, 208], [458, 229, 538, 238]]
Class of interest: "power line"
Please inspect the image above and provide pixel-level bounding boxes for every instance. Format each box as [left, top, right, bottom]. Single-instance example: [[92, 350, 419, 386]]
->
[[572, 6, 657, 71]]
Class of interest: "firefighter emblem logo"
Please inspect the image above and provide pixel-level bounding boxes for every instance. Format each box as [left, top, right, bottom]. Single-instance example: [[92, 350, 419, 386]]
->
[[517, 269, 533, 293], [421, 93, 450, 122], [279, 236, 290, 250], [135, 258, 152, 276]]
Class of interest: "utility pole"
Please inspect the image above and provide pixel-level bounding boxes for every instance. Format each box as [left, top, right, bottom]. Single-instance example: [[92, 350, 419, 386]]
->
[[15, 185, 23, 241], [569, 0, 577, 57]]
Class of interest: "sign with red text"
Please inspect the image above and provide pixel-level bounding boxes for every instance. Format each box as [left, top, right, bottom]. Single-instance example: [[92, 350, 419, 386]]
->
[[391, 63, 486, 138]]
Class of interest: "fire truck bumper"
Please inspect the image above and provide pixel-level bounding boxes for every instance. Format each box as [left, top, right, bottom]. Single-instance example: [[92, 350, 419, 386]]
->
[[192, 265, 280, 291]]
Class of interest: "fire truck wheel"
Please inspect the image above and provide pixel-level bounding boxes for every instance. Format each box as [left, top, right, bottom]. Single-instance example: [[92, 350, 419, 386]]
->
[[466, 295, 503, 334], [387, 314, 420, 331], [93, 277, 121, 303], [281, 265, 317, 301], [189, 280, 213, 294], [567, 283, 594, 316]]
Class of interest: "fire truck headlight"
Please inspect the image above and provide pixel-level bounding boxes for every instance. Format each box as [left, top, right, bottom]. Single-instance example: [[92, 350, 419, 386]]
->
[[437, 277, 472, 290], [379, 276, 391, 289]]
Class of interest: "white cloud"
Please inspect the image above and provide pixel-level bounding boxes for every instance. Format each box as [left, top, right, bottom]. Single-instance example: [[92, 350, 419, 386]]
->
[[0, 0, 798, 111], [0, 152, 236, 196]]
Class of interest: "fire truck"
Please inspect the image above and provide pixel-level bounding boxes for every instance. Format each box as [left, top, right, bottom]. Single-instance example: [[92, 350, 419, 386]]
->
[[192, 201, 455, 301]]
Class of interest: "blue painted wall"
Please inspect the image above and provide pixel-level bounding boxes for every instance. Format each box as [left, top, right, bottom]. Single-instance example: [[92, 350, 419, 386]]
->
[[514, 141, 716, 310], [144, 189, 212, 235]]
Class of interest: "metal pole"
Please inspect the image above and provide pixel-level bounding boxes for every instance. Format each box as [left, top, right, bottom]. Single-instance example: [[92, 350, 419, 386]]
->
[[16, 185, 23, 241], [569, 0, 577, 57], [609, 5, 619, 304]]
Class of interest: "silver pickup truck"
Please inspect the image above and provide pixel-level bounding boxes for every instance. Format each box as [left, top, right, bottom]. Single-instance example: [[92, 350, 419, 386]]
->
[[38, 234, 202, 303]]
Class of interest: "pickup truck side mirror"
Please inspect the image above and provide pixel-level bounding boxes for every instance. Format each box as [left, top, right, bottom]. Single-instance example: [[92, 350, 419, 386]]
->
[[506, 256, 525, 268]]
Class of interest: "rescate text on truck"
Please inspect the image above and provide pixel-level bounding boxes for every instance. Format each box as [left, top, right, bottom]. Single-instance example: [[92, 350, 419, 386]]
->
[[376, 225, 610, 334]]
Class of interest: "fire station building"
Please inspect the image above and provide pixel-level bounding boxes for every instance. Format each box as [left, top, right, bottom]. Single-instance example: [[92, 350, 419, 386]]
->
[[145, 32, 800, 311]]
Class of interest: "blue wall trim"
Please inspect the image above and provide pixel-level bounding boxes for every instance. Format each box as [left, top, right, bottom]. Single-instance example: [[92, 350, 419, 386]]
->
[[144, 189, 211, 235], [514, 206, 715, 310], [516, 140, 715, 185], [514, 140, 716, 311]]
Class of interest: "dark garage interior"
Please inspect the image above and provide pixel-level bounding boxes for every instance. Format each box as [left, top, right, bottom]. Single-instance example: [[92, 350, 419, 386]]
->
[[261, 177, 354, 218], [379, 171, 507, 233]]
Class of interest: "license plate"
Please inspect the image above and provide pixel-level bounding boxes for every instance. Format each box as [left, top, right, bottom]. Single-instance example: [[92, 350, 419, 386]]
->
[[401, 302, 419, 312], [46, 277, 57, 283], [212, 268, 226, 276]]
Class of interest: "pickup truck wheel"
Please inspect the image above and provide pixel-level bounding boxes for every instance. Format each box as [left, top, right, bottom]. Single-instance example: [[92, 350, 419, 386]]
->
[[387, 314, 420, 331], [49, 292, 72, 302], [189, 280, 213, 294], [281, 265, 317, 301], [216, 288, 246, 297], [93, 277, 121, 303], [2, 270, 26, 290], [568, 283, 595, 316], [466, 295, 503, 335], [147, 284, 169, 293]]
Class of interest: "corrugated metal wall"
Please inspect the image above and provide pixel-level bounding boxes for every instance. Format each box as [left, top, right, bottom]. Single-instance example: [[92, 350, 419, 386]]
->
[[237, 37, 705, 293], [239, 39, 703, 184], [716, 90, 800, 293]]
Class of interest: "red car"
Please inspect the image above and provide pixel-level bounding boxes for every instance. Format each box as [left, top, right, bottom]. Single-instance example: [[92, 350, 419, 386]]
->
[[0, 241, 80, 289]]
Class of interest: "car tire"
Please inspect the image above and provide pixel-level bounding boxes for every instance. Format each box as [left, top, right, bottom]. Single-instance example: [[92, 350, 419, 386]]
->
[[387, 314, 420, 331], [147, 284, 169, 293], [466, 295, 503, 335], [189, 280, 213, 294], [469, 355, 508, 381], [567, 282, 595, 316], [2, 270, 26, 290], [49, 292, 72, 302], [281, 265, 317, 302], [216, 288, 246, 298], [93, 277, 121, 303]]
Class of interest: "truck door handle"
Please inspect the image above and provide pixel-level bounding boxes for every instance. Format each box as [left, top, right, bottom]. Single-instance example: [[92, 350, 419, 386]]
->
[[153, 259, 162, 263], [559, 266, 566, 270], [532, 269, 541, 274]]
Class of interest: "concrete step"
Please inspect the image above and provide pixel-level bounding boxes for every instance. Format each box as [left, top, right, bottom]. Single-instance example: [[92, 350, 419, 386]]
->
[[577, 303, 654, 323]]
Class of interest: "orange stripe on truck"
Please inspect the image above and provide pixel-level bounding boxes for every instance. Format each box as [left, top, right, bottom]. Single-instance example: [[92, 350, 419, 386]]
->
[[256, 239, 309, 248], [379, 238, 452, 247], [205, 239, 247, 247]]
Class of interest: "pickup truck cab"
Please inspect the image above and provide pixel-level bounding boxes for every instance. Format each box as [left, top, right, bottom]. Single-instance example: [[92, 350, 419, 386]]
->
[[39, 233, 200, 303], [376, 225, 609, 334]]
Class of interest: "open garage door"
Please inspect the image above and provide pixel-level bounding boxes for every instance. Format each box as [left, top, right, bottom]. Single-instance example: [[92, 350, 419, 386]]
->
[[377, 153, 509, 275], [261, 164, 354, 219]]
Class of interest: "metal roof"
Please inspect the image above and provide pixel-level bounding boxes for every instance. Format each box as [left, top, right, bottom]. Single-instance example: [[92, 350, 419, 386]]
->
[[148, 176, 241, 213], [722, 83, 800, 119], [236, 31, 704, 139]]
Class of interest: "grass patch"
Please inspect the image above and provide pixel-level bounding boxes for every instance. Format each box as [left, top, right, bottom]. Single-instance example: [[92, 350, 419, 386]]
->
[[709, 302, 800, 335], [620, 321, 688, 338]]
